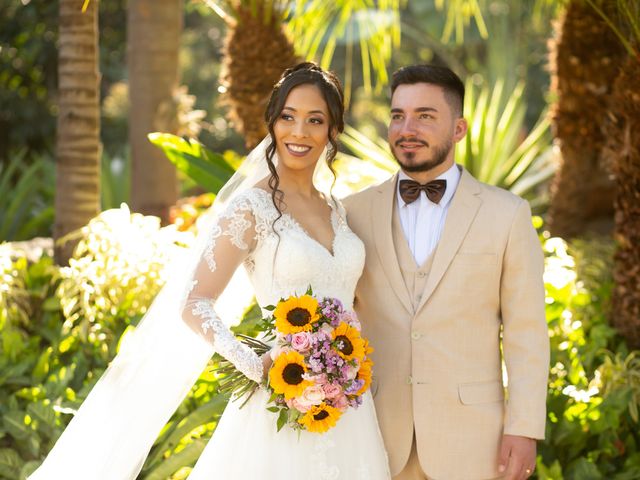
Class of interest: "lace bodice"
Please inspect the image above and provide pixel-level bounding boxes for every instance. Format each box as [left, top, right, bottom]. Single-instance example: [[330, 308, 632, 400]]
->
[[181, 188, 366, 383], [239, 188, 365, 309]]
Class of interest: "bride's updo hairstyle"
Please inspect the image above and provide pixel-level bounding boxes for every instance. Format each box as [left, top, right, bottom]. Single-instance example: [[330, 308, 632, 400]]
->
[[263, 62, 345, 218]]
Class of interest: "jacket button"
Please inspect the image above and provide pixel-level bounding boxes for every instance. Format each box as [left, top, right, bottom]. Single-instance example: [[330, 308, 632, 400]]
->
[[406, 376, 413, 385], [411, 331, 421, 340], [417, 271, 426, 278]]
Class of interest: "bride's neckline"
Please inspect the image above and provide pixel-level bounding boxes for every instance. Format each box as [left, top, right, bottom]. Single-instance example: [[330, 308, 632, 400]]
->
[[248, 187, 338, 257]]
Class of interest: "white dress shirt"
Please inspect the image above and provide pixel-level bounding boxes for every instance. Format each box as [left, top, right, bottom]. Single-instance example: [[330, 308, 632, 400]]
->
[[396, 164, 461, 266]]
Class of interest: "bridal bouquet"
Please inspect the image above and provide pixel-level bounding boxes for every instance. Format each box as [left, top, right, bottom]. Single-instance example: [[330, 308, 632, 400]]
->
[[216, 288, 374, 434]]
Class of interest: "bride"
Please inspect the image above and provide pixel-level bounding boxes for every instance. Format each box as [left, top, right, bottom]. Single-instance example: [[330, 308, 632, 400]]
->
[[30, 62, 391, 479]]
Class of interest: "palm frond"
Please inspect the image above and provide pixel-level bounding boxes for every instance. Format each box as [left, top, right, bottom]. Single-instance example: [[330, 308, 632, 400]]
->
[[285, 0, 405, 102]]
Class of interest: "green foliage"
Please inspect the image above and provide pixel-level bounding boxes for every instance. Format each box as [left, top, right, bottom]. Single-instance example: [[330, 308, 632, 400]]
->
[[285, 0, 405, 101], [56, 205, 192, 347], [457, 77, 555, 209], [0, 212, 231, 478], [0, 1, 58, 159], [148, 133, 236, 195], [539, 235, 640, 479], [0, 152, 54, 242], [101, 151, 131, 211]]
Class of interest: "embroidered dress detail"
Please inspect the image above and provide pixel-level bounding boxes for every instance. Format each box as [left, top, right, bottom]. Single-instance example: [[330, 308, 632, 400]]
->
[[188, 298, 263, 384]]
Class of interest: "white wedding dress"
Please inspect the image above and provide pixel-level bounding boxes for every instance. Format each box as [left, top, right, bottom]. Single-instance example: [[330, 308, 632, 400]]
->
[[184, 187, 390, 479], [30, 186, 390, 480]]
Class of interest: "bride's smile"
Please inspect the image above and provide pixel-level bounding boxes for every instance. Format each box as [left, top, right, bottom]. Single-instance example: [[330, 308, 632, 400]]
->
[[273, 83, 331, 174]]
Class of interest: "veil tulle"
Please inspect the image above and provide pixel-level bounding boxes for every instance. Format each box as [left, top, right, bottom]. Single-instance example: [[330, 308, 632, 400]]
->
[[29, 136, 333, 480]]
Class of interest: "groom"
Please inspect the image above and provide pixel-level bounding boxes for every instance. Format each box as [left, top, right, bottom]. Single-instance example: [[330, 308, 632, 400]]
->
[[343, 65, 549, 480]]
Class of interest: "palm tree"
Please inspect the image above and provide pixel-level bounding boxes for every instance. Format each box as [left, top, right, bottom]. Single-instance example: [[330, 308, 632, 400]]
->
[[546, 0, 626, 238], [128, 0, 182, 223], [592, 0, 640, 348], [216, 0, 300, 149], [54, 0, 101, 265]]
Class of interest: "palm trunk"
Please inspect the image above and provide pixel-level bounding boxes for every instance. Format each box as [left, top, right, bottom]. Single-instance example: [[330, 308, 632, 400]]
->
[[604, 57, 640, 348], [54, 0, 101, 265], [547, 0, 625, 238], [220, 1, 299, 149], [128, 0, 182, 223]]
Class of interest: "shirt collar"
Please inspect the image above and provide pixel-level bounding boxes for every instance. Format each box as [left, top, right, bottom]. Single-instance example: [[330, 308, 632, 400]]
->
[[396, 163, 461, 208]]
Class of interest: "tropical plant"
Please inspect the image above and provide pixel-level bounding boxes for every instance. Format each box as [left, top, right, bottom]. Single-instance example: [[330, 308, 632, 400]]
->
[[587, 0, 640, 349], [0, 153, 54, 242], [206, 0, 300, 147], [148, 133, 237, 194], [546, 0, 626, 238], [54, 0, 101, 264], [457, 77, 555, 209], [539, 235, 640, 479], [56, 205, 192, 349]]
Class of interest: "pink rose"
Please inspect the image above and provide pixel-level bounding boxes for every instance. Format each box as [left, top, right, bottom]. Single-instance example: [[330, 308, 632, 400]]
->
[[320, 323, 334, 336], [269, 345, 291, 361], [344, 364, 358, 380], [322, 383, 343, 400], [286, 397, 311, 413], [304, 373, 328, 385], [338, 310, 361, 330], [296, 385, 326, 409], [332, 394, 349, 410], [290, 332, 312, 353]]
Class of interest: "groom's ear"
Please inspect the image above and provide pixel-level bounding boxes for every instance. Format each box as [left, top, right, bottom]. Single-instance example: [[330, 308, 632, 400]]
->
[[453, 117, 468, 143]]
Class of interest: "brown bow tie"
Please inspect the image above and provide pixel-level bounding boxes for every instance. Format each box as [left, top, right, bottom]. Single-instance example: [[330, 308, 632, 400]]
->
[[399, 179, 447, 205]]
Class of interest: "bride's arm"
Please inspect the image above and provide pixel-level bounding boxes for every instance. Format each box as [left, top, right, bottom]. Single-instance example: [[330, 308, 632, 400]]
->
[[182, 198, 264, 383]]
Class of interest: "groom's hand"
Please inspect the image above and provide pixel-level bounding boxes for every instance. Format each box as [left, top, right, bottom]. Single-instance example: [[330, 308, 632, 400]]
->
[[498, 434, 536, 480]]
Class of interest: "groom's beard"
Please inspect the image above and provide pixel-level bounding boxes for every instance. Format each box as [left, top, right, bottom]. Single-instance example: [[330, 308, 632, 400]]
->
[[391, 136, 453, 173]]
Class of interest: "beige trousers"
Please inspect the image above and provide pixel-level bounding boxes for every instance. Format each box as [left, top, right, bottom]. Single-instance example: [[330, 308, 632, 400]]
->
[[393, 435, 427, 480], [392, 434, 503, 480]]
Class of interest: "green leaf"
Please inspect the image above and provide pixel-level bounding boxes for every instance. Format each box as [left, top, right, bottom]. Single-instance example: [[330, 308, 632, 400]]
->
[[276, 408, 288, 432], [19, 461, 41, 480], [148, 133, 235, 193], [567, 457, 604, 480], [27, 402, 57, 438], [145, 395, 228, 468], [2, 411, 30, 441], [143, 439, 207, 480], [0, 448, 21, 479], [32, 347, 52, 383]]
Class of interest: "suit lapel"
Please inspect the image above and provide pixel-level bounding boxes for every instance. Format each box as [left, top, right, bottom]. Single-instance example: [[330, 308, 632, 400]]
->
[[415, 167, 483, 313], [372, 174, 414, 316]]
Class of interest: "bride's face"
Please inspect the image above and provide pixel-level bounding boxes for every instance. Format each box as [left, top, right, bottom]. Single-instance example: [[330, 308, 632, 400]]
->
[[273, 83, 330, 173]]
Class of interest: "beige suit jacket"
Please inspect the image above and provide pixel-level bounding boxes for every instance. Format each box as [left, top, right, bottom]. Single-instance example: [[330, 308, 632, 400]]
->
[[343, 168, 549, 480]]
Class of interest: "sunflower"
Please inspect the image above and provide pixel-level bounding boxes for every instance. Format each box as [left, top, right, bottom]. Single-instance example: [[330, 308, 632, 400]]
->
[[298, 402, 342, 433], [363, 337, 374, 356], [273, 295, 320, 334], [332, 322, 366, 361], [356, 358, 373, 396], [269, 350, 312, 399]]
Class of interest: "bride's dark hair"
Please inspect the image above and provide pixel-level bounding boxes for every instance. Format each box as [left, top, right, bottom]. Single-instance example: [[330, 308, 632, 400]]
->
[[263, 62, 345, 223]]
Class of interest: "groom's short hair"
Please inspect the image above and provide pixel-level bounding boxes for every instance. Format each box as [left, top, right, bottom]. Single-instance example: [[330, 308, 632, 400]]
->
[[391, 64, 465, 117]]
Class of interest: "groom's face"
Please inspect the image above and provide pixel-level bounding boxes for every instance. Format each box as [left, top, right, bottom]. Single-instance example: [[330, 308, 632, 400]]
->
[[388, 83, 466, 175]]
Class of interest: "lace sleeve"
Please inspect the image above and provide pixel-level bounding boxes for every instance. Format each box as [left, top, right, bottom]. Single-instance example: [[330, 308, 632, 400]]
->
[[182, 196, 264, 383]]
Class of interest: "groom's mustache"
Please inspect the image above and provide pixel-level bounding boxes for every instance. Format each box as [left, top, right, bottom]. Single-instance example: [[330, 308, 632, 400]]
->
[[394, 137, 429, 148]]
